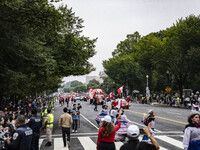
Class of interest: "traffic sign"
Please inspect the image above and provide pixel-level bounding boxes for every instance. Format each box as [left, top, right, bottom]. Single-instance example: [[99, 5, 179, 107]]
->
[[165, 87, 171, 93]]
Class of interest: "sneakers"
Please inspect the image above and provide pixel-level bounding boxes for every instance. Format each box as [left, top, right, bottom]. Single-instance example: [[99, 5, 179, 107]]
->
[[67, 141, 70, 148], [75, 130, 78, 133], [72, 130, 74, 132]]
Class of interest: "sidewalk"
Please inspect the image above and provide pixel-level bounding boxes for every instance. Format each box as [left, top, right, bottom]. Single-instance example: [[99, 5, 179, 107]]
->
[[151, 102, 188, 109]]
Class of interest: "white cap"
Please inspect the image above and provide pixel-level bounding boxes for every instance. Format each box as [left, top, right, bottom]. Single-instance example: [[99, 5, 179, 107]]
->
[[102, 115, 112, 123], [148, 109, 154, 114], [127, 125, 140, 137]]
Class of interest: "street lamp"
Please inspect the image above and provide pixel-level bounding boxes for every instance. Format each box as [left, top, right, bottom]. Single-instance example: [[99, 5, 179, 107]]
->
[[146, 75, 150, 98]]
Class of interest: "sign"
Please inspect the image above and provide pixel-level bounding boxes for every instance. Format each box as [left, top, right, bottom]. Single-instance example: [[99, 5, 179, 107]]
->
[[165, 87, 171, 93]]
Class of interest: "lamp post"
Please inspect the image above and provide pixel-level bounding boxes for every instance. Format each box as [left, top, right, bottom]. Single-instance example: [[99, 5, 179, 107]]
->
[[146, 75, 150, 97]]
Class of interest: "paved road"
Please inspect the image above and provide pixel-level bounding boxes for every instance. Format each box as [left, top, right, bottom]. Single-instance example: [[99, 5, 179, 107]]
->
[[39, 100, 189, 150]]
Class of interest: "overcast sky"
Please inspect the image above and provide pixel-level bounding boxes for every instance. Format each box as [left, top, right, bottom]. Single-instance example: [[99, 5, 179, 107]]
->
[[56, 0, 200, 83]]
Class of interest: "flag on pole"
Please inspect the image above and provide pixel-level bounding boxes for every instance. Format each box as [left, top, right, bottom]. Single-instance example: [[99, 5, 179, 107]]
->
[[117, 85, 124, 95], [108, 92, 114, 100]]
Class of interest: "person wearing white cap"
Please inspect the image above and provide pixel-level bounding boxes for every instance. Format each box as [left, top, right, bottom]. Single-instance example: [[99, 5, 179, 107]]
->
[[120, 125, 159, 150], [96, 110, 122, 150], [142, 109, 155, 143]]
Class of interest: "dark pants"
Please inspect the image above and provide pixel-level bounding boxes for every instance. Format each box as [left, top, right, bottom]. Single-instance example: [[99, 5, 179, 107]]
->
[[31, 133, 40, 150], [94, 103, 97, 111], [72, 119, 78, 130], [98, 141, 115, 150], [62, 127, 70, 146]]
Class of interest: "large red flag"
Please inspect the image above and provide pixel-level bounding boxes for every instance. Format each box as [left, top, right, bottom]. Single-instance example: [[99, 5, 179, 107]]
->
[[117, 85, 124, 95]]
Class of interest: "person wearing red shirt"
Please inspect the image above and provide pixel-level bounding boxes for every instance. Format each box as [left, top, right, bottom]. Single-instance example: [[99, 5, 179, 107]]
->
[[96, 110, 122, 150]]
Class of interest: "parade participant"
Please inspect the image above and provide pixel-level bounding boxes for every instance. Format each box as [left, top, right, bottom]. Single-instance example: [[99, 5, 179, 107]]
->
[[115, 109, 134, 141], [110, 105, 118, 122], [99, 105, 109, 115], [66, 97, 69, 107], [191, 101, 199, 112], [44, 108, 54, 146], [183, 112, 200, 150], [142, 109, 155, 143], [59, 107, 72, 148], [7, 115, 33, 150], [71, 104, 79, 133], [94, 97, 98, 111], [95, 105, 109, 126], [96, 111, 122, 150], [27, 108, 42, 150], [120, 125, 159, 150]]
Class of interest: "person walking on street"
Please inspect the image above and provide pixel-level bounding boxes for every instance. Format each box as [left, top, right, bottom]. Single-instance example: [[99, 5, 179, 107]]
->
[[94, 97, 98, 111], [59, 107, 72, 148], [44, 108, 54, 146], [6, 115, 33, 150], [183, 111, 200, 150], [71, 104, 79, 133], [96, 110, 122, 150], [142, 109, 156, 143], [27, 108, 42, 150], [120, 125, 159, 150]]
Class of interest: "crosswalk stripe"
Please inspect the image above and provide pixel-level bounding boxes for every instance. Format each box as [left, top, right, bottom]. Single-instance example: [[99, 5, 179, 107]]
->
[[115, 141, 123, 150], [39, 139, 43, 150], [54, 138, 69, 150], [78, 137, 96, 150], [155, 135, 183, 149]]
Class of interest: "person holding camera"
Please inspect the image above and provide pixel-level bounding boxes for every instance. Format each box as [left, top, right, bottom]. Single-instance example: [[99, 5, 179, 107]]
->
[[120, 125, 159, 150], [6, 115, 33, 150]]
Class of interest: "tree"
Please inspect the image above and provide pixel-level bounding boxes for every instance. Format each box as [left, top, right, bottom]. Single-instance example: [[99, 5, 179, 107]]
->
[[0, 0, 96, 99], [87, 79, 100, 89]]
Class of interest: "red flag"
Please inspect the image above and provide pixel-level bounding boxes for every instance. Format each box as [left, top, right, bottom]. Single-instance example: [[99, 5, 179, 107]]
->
[[108, 92, 114, 99], [117, 85, 124, 95]]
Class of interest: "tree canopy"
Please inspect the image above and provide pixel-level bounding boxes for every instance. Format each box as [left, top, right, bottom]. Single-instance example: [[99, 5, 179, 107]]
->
[[0, 0, 96, 99], [103, 15, 200, 99]]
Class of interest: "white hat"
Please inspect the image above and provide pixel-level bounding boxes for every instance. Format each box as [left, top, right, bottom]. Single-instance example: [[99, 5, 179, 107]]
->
[[102, 115, 112, 123], [127, 125, 140, 137], [148, 109, 154, 114]]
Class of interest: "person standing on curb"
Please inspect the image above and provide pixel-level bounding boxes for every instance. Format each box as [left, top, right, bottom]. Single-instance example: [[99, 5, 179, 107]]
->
[[44, 108, 54, 146], [71, 104, 79, 133], [27, 108, 42, 150], [59, 107, 72, 148]]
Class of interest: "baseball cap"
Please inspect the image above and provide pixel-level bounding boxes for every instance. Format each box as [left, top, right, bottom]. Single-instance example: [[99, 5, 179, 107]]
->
[[127, 125, 140, 137], [102, 115, 112, 123]]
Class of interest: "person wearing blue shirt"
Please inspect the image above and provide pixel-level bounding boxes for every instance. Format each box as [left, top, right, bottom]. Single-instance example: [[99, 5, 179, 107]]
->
[[71, 104, 79, 133]]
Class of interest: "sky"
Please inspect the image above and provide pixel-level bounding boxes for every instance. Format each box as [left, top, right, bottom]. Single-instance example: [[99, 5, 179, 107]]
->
[[54, 0, 200, 84]]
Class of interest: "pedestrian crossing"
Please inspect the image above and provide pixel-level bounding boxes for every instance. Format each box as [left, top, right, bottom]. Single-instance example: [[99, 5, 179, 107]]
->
[[39, 134, 184, 150]]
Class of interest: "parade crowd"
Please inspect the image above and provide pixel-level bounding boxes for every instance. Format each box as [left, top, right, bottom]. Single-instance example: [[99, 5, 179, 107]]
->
[[0, 95, 200, 150]]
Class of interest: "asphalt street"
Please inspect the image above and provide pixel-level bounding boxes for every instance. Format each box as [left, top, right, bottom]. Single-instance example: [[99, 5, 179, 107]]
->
[[39, 100, 189, 150]]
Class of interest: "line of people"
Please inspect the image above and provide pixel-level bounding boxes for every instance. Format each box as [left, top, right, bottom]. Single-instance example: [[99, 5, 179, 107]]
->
[[0, 96, 56, 150]]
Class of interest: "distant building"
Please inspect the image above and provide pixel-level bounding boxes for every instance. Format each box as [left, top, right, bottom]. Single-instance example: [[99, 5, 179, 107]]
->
[[99, 71, 107, 79], [86, 76, 102, 85]]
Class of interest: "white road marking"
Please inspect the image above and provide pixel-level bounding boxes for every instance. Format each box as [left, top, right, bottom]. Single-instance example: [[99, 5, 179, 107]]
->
[[115, 141, 124, 150], [39, 139, 43, 150], [155, 135, 183, 149], [80, 113, 99, 130], [54, 138, 69, 150], [167, 112, 182, 115], [78, 137, 96, 150]]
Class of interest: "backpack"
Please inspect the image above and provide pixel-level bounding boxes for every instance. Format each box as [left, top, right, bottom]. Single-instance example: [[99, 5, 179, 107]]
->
[[141, 114, 149, 126]]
